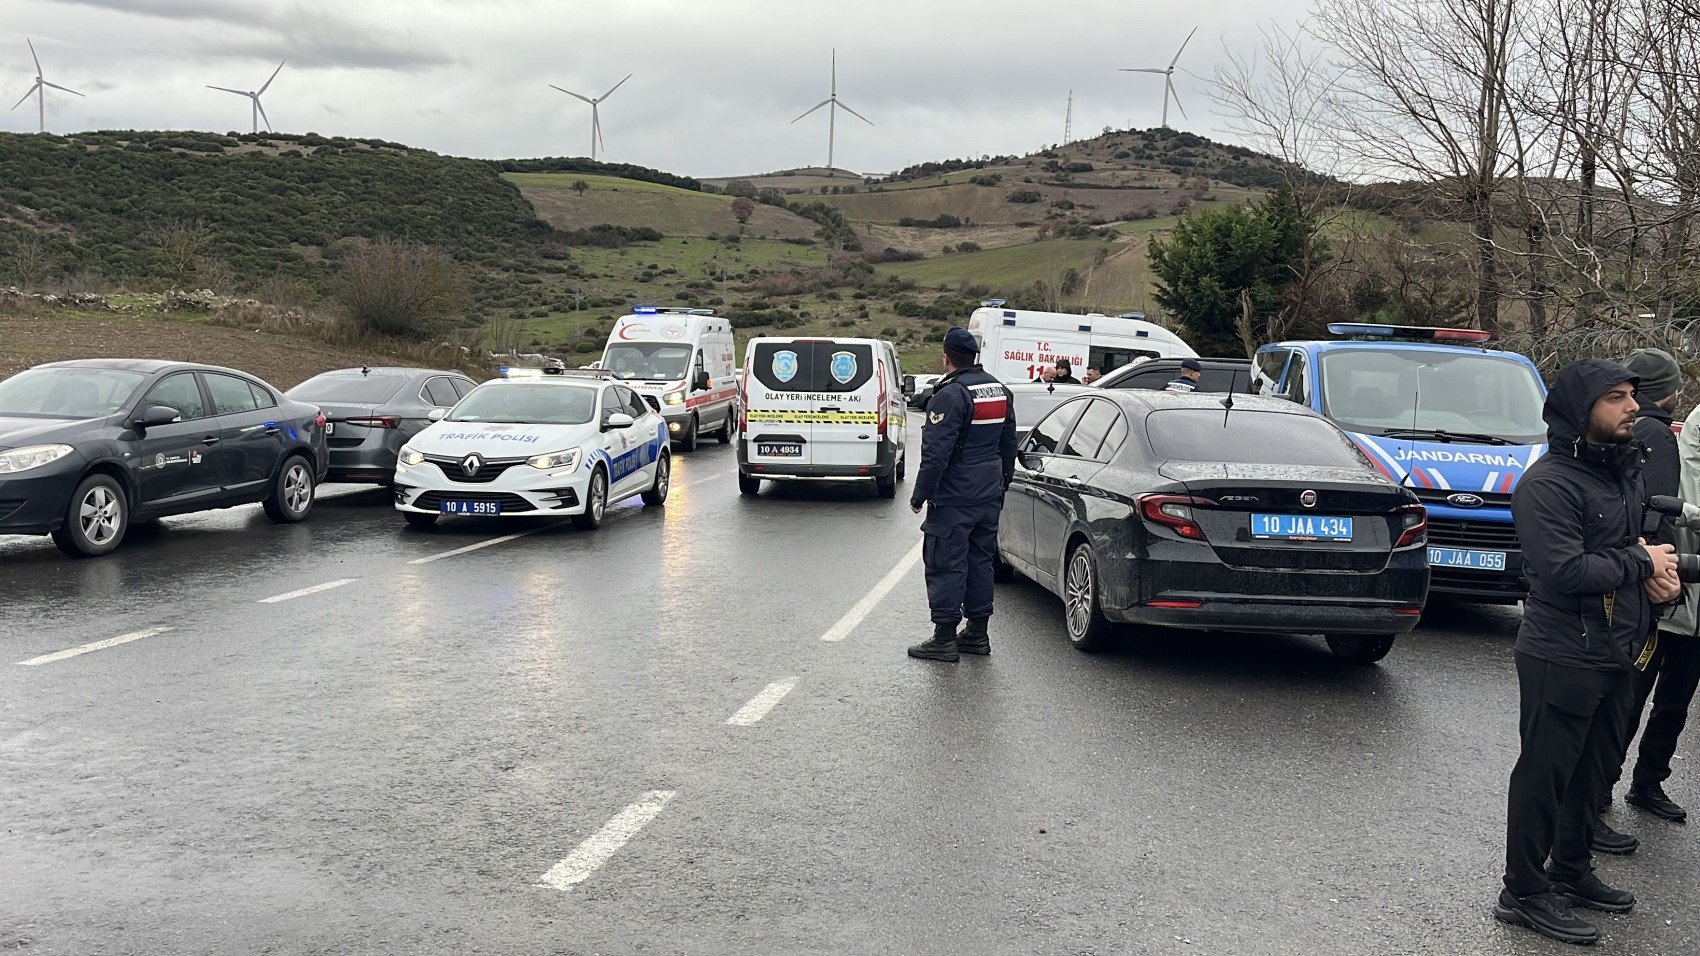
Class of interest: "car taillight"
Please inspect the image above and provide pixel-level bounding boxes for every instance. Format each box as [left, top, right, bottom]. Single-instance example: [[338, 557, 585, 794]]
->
[[1137, 493, 1213, 540], [344, 416, 401, 429], [1395, 503, 1427, 548]]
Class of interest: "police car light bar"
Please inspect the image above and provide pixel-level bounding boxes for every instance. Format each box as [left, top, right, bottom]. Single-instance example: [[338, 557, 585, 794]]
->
[[1327, 322, 1492, 344]]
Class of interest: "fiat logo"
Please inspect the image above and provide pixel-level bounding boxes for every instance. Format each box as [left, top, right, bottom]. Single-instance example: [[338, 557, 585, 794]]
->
[[1299, 489, 1318, 509], [1447, 492, 1485, 508], [461, 453, 484, 477]]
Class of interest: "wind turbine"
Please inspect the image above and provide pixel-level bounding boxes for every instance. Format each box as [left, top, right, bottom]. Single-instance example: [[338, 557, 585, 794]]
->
[[791, 50, 873, 175], [11, 39, 83, 134], [550, 75, 631, 161], [1119, 26, 1198, 129], [207, 61, 285, 134]]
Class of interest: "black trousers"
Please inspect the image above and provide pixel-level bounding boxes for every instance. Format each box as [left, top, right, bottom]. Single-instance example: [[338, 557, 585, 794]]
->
[[1607, 634, 1700, 792], [922, 502, 1002, 625], [1504, 652, 1634, 896]]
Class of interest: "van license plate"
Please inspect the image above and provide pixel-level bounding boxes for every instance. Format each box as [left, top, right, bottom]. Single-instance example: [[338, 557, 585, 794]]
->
[[1428, 547, 1507, 571], [758, 442, 803, 457], [440, 500, 500, 516], [1251, 513, 1353, 541]]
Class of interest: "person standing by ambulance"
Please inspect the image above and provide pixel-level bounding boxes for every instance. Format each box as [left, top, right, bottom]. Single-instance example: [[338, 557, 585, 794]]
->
[[907, 327, 1018, 662]]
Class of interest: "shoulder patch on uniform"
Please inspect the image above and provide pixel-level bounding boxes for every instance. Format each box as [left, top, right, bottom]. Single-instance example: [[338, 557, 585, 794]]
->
[[928, 411, 945, 425]]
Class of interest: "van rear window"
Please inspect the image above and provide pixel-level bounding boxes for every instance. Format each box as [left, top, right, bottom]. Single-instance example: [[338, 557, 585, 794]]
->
[[750, 342, 875, 393]]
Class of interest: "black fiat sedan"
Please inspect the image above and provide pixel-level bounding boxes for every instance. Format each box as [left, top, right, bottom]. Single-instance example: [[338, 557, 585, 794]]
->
[[999, 390, 1428, 663], [0, 359, 328, 557]]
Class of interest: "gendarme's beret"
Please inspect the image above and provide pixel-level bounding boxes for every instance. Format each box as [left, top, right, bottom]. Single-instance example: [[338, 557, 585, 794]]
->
[[944, 327, 979, 354]]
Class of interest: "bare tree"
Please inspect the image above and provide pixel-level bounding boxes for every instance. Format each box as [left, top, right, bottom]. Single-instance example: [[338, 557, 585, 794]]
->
[[5, 232, 53, 289]]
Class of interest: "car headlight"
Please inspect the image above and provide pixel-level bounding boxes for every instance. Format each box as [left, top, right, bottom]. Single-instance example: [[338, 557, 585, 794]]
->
[[663, 390, 685, 406], [398, 447, 426, 466], [527, 448, 581, 470], [0, 444, 75, 474]]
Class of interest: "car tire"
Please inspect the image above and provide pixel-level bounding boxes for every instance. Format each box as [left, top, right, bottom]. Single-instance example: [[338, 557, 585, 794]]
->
[[1063, 541, 1113, 652], [897, 452, 906, 482], [719, 409, 736, 444], [993, 552, 1016, 583], [642, 451, 671, 506], [574, 467, 608, 530], [876, 472, 897, 499], [404, 511, 439, 529], [738, 471, 761, 496], [51, 474, 128, 558], [1325, 634, 1397, 664], [679, 415, 699, 452], [262, 455, 316, 524]]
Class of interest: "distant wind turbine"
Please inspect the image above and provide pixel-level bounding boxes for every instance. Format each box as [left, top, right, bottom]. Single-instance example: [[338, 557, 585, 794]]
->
[[1119, 26, 1198, 129], [791, 50, 873, 175], [550, 75, 631, 162], [11, 39, 83, 134], [207, 61, 285, 134]]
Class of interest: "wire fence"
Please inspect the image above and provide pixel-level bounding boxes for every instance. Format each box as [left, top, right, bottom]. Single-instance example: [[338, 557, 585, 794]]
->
[[1498, 317, 1700, 379]]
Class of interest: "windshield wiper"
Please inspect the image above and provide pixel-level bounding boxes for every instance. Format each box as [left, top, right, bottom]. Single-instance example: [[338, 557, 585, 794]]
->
[[1380, 427, 1514, 446]]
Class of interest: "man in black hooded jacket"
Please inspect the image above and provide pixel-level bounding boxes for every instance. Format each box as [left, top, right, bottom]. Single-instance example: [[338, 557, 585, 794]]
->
[[1496, 359, 1682, 946]]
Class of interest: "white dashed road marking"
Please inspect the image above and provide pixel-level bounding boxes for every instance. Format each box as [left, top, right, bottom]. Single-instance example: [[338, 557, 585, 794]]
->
[[408, 528, 547, 565], [726, 678, 799, 726], [18, 627, 175, 667], [820, 541, 925, 642], [257, 578, 356, 604], [538, 790, 676, 890]]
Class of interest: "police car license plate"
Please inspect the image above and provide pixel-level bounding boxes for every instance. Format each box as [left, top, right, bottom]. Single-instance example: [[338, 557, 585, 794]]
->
[[1428, 546, 1507, 571], [440, 500, 500, 516], [1251, 513, 1353, 541], [757, 442, 803, 457]]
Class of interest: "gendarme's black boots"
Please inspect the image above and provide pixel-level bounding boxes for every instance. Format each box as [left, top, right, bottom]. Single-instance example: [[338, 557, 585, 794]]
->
[[1590, 817, 1639, 855], [907, 622, 960, 662], [958, 618, 990, 655], [1493, 889, 1599, 946], [1626, 784, 1687, 823]]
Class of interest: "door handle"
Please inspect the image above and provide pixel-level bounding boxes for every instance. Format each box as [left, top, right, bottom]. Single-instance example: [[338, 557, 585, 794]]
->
[[201, 436, 221, 446], [263, 423, 281, 433], [1062, 475, 1083, 486]]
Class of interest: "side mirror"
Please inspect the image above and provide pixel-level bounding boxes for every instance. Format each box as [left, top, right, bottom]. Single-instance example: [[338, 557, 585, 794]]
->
[[604, 412, 635, 431], [133, 405, 180, 428], [427, 407, 448, 421], [1018, 451, 1044, 472]]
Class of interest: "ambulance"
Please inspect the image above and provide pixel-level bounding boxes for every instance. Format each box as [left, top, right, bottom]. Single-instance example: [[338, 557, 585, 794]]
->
[[601, 307, 738, 451], [736, 336, 908, 498], [966, 300, 1197, 383]]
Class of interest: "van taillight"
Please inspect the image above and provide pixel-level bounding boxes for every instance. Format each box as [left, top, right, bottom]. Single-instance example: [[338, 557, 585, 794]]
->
[[876, 359, 888, 435], [738, 360, 750, 432]]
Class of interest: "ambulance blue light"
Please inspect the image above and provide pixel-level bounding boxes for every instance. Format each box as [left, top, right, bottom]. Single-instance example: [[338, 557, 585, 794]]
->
[[1078, 324, 1091, 332], [1002, 317, 1016, 326], [634, 306, 659, 314], [499, 366, 511, 376], [982, 298, 1007, 307], [1136, 330, 1149, 337], [1002, 310, 1016, 318]]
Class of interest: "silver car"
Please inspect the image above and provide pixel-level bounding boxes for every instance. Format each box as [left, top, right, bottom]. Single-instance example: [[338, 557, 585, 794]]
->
[[286, 367, 478, 484]]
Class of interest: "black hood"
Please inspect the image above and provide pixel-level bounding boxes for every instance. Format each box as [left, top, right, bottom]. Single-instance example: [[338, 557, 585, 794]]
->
[[1543, 358, 1637, 459]]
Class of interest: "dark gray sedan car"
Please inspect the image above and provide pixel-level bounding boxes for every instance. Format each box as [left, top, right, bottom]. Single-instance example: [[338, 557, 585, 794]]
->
[[286, 367, 478, 484]]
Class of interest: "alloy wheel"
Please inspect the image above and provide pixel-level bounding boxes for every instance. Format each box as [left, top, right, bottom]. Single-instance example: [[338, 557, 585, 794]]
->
[[283, 462, 312, 514], [591, 473, 607, 521], [656, 456, 670, 497], [1065, 549, 1094, 638], [79, 486, 121, 545]]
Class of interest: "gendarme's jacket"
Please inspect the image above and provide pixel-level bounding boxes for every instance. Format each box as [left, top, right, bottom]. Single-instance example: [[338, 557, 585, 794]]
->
[[1512, 360, 1654, 671], [910, 364, 1017, 509]]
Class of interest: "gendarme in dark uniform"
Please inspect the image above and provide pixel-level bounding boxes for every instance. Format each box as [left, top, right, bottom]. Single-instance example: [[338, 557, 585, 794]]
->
[[907, 327, 1018, 662]]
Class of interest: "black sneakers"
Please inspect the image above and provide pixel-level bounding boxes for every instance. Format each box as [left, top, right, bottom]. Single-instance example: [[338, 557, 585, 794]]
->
[[907, 622, 960, 662], [1626, 784, 1688, 823], [1551, 872, 1636, 914], [957, 617, 991, 655], [1494, 889, 1599, 946], [1590, 817, 1639, 855]]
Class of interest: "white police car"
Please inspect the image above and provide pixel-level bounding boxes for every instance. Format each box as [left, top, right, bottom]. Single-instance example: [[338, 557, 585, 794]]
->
[[393, 368, 670, 529]]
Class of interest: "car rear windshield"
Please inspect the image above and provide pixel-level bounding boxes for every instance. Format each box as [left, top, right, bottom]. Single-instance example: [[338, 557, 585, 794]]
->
[[750, 341, 875, 393], [287, 373, 408, 404], [448, 384, 595, 425], [1145, 409, 1368, 467], [0, 367, 146, 418]]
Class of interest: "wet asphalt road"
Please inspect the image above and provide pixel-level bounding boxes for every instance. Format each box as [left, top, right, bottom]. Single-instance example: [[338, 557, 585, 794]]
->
[[2, 427, 1697, 956]]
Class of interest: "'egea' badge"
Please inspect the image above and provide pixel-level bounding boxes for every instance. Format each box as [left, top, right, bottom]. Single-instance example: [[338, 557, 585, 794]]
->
[[830, 351, 857, 384], [773, 350, 799, 384]]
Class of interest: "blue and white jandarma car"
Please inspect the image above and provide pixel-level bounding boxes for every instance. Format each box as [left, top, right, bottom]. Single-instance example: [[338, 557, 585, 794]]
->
[[393, 367, 670, 529]]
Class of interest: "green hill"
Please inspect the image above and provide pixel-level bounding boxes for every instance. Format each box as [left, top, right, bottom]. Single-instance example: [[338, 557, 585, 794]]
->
[[510, 172, 819, 240]]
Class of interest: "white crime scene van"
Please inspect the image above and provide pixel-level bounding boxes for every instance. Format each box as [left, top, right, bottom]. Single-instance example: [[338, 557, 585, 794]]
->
[[601, 307, 738, 451], [966, 299, 1196, 383], [737, 336, 908, 499]]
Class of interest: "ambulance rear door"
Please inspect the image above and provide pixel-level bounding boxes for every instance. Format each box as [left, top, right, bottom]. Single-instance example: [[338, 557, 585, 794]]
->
[[746, 339, 818, 466]]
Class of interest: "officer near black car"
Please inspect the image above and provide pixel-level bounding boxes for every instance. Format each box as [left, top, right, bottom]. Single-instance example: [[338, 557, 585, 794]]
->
[[1164, 358, 1203, 392], [1603, 348, 1697, 826], [1496, 359, 1683, 947], [907, 327, 1018, 662]]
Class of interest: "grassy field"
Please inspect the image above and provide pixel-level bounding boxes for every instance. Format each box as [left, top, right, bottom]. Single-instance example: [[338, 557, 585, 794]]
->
[[509, 173, 819, 240]]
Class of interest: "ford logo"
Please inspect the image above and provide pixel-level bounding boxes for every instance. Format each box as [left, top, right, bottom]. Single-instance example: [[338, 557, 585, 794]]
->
[[1447, 492, 1485, 508], [1299, 489, 1318, 509]]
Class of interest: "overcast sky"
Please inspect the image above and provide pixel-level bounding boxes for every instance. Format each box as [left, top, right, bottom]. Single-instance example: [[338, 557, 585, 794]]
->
[[7, 0, 1310, 177]]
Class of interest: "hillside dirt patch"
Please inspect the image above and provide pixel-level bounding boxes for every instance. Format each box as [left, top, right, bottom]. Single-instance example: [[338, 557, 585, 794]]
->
[[0, 311, 441, 389]]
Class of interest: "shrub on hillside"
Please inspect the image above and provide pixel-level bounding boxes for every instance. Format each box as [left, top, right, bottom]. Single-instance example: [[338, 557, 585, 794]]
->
[[1006, 190, 1043, 204], [337, 240, 468, 339]]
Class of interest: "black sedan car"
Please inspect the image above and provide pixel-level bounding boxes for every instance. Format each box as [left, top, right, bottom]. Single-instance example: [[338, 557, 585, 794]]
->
[[999, 390, 1428, 663], [0, 359, 329, 557], [286, 367, 478, 483]]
